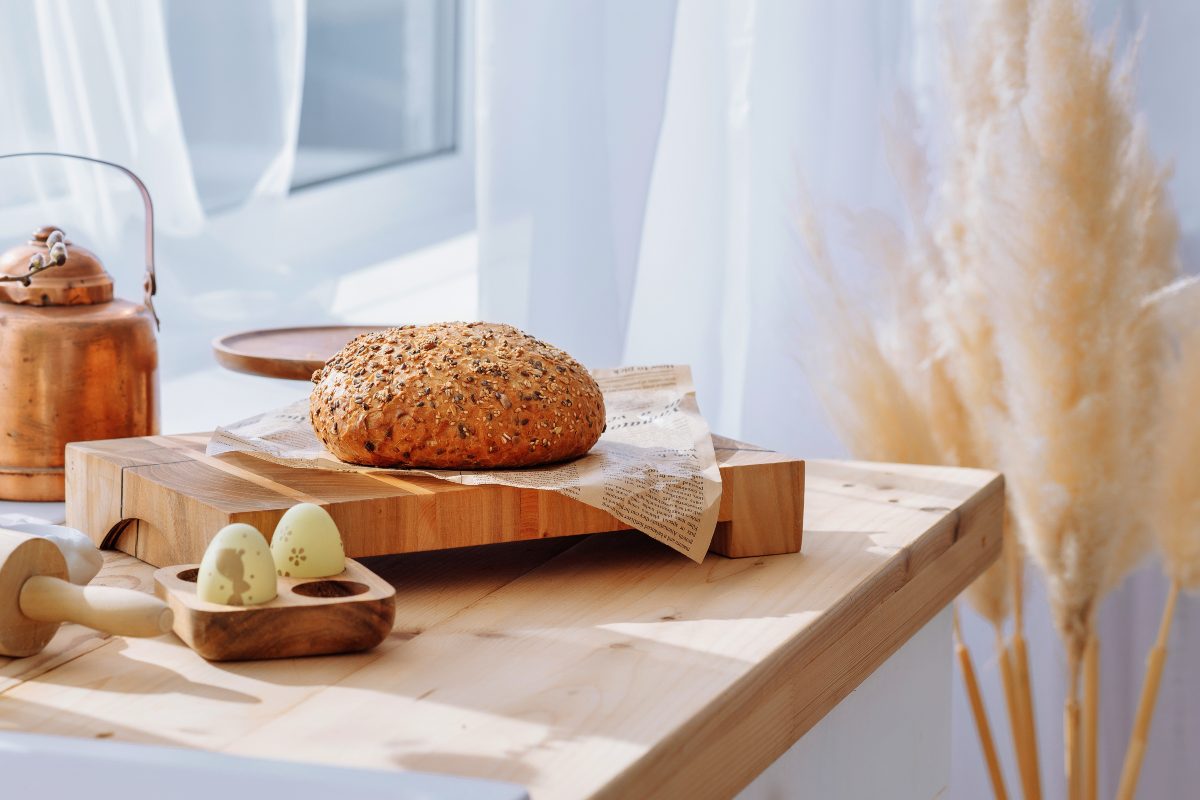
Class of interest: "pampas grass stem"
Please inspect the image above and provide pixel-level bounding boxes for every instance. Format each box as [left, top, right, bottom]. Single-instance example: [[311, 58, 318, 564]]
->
[[1065, 661, 1083, 800], [1007, 544, 1042, 800], [1115, 581, 1179, 800], [957, 610, 1009, 800], [1083, 634, 1099, 800], [1010, 633, 1041, 800], [994, 627, 1024, 789]]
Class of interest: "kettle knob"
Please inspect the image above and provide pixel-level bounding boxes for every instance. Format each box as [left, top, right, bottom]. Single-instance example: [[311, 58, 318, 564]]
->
[[0, 152, 160, 328]]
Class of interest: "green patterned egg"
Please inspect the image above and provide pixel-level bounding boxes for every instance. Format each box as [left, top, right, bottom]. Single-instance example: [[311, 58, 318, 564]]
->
[[271, 503, 346, 579], [197, 523, 277, 606]]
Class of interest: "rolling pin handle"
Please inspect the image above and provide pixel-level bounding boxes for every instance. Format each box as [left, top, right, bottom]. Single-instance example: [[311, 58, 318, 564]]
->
[[18, 575, 174, 638]]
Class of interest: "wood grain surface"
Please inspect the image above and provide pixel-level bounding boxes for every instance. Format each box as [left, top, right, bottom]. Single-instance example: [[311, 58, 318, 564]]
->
[[65, 433, 804, 566], [4, 460, 1002, 800]]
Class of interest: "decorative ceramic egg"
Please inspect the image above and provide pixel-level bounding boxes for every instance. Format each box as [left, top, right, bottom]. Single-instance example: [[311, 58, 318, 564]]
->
[[271, 503, 345, 578], [197, 523, 277, 606]]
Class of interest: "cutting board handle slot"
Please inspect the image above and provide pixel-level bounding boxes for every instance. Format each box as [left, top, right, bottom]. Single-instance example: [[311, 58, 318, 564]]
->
[[98, 519, 136, 551]]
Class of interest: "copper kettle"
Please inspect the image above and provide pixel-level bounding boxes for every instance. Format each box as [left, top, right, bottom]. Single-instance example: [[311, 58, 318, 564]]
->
[[0, 153, 161, 501]]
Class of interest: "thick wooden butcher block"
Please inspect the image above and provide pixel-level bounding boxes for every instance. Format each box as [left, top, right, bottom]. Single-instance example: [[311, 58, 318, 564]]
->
[[65, 433, 804, 567]]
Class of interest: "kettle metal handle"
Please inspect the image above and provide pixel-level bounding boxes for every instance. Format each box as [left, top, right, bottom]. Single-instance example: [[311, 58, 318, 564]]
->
[[0, 151, 160, 329]]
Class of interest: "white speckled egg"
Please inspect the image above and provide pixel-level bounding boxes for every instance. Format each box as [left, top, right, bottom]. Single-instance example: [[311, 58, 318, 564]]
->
[[271, 503, 345, 578], [197, 523, 277, 606]]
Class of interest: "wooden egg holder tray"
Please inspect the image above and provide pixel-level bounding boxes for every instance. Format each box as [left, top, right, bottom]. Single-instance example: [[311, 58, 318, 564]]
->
[[154, 559, 395, 661], [65, 432, 805, 569]]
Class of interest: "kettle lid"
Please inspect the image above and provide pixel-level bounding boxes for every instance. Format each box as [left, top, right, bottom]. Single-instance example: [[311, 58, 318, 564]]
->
[[0, 226, 113, 306]]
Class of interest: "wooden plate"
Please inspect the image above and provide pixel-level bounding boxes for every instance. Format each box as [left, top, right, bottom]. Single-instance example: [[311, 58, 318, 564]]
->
[[154, 559, 396, 661], [212, 325, 390, 380]]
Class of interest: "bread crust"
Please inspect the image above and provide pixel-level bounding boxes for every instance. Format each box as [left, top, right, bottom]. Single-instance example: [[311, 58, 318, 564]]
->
[[310, 322, 605, 468]]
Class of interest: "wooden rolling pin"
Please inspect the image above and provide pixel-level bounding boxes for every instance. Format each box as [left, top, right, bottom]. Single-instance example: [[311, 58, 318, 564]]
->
[[0, 528, 172, 658]]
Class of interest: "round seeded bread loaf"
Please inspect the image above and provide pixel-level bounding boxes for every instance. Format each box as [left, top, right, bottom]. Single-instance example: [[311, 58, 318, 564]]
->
[[310, 322, 606, 468]]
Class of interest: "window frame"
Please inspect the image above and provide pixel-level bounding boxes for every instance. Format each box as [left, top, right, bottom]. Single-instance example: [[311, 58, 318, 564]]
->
[[208, 0, 476, 270]]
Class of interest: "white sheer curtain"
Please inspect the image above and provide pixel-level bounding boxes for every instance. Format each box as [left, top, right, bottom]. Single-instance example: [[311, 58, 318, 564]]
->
[[0, 0, 309, 429], [475, 1, 1200, 797], [476, 0, 677, 370], [0, 0, 304, 236], [0, 1, 304, 339], [0, 1, 202, 237]]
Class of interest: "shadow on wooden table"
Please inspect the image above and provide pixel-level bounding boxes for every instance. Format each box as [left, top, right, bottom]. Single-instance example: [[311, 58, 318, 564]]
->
[[1, 693, 188, 747], [10, 639, 260, 704]]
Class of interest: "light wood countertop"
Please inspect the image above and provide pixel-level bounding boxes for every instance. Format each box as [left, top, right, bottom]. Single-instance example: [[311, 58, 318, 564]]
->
[[0, 459, 1002, 799]]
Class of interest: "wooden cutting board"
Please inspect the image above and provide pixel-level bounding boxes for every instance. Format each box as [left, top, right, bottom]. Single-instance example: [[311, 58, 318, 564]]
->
[[65, 434, 804, 567]]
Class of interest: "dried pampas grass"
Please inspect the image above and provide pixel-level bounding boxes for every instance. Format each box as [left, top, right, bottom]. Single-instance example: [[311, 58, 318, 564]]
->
[[794, 0, 1184, 797], [973, 0, 1168, 669], [965, 3, 1178, 792], [1116, 296, 1200, 799], [794, 195, 939, 468]]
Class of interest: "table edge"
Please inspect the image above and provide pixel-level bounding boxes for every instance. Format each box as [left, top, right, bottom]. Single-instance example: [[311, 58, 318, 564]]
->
[[597, 471, 1005, 799]]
